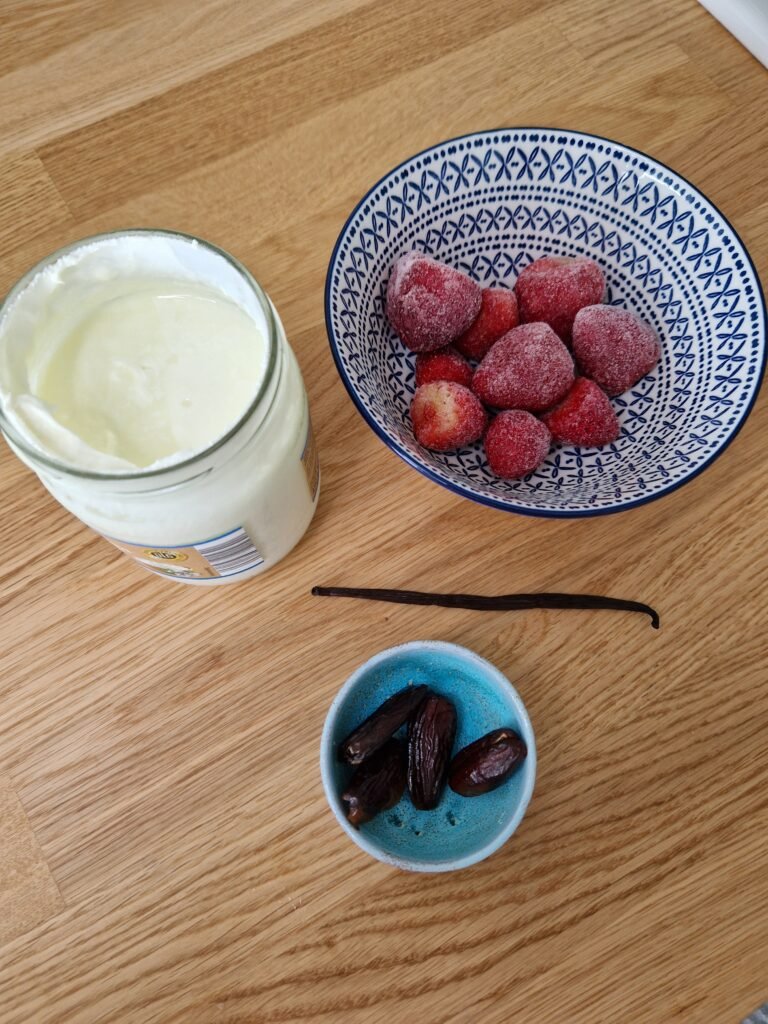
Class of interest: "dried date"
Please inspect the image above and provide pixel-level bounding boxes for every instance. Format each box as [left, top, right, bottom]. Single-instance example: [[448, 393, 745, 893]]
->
[[341, 738, 407, 828], [338, 684, 428, 765], [407, 693, 457, 810], [448, 728, 527, 797]]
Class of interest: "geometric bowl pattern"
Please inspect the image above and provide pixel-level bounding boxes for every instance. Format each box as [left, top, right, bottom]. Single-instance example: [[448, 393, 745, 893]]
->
[[325, 129, 766, 515]]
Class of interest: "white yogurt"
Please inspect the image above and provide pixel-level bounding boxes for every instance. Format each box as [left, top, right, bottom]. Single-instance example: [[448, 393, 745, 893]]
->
[[0, 231, 319, 584]]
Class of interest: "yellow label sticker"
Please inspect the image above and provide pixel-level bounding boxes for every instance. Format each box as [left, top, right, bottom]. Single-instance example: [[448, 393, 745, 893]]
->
[[105, 527, 264, 580], [143, 549, 189, 563]]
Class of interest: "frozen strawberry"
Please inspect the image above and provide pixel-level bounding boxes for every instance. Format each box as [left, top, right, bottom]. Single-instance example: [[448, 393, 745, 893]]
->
[[515, 256, 605, 342], [411, 381, 487, 451], [386, 251, 482, 353], [541, 377, 620, 446], [484, 411, 551, 479], [472, 322, 574, 412], [572, 305, 661, 396], [454, 287, 519, 360], [414, 347, 473, 388]]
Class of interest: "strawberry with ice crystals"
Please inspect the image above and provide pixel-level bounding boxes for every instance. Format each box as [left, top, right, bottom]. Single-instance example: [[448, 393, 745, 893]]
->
[[454, 287, 519, 361], [484, 411, 551, 479], [414, 347, 473, 388], [541, 377, 620, 446], [410, 381, 487, 451], [472, 323, 574, 412], [572, 305, 661, 396], [515, 256, 605, 342], [386, 252, 482, 352]]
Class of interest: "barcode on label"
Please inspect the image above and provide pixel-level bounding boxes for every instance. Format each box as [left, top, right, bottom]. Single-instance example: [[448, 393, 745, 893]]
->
[[195, 528, 264, 577]]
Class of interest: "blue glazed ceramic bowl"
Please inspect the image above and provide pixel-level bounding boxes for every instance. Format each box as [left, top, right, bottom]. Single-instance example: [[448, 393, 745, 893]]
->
[[325, 128, 766, 516], [320, 641, 536, 872]]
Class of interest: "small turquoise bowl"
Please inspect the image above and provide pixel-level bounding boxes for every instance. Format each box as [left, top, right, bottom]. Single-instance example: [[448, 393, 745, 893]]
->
[[320, 641, 536, 872]]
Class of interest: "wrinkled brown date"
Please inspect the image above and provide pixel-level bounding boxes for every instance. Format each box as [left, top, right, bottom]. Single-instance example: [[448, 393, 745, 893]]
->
[[341, 738, 407, 828], [407, 693, 456, 810], [448, 728, 527, 796], [338, 684, 428, 765]]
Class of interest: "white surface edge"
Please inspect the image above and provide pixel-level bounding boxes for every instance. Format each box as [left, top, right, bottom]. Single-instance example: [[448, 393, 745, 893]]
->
[[697, 0, 768, 68]]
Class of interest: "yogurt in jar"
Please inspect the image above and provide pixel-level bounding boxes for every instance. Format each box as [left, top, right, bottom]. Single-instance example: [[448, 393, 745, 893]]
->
[[0, 230, 319, 583]]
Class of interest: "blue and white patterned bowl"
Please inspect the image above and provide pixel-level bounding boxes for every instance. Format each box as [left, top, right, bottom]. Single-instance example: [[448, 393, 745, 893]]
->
[[325, 128, 766, 516]]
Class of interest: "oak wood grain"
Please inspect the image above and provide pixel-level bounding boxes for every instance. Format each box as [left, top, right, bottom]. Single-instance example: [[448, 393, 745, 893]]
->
[[0, 0, 766, 1021]]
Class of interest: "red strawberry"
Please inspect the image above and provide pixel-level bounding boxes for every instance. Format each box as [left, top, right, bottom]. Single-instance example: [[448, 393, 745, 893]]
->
[[414, 347, 473, 388], [515, 256, 605, 343], [541, 377, 620, 446], [571, 305, 661, 396], [386, 252, 482, 353], [411, 381, 487, 451], [472, 322, 574, 412], [484, 411, 551, 479], [454, 287, 519, 360]]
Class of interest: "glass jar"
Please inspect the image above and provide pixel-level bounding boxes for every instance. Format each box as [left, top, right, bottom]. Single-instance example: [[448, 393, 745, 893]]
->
[[0, 231, 319, 584]]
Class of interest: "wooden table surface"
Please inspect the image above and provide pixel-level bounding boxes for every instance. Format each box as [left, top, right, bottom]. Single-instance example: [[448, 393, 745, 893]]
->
[[1, 1, 766, 1021]]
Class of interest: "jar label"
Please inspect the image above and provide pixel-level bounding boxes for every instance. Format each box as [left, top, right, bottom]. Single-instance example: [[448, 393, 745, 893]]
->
[[301, 416, 320, 501], [105, 526, 265, 581]]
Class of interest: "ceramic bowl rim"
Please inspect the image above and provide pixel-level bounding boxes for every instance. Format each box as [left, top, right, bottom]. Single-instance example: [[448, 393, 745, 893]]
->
[[319, 640, 537, 872], [324, 126, 767, 518]]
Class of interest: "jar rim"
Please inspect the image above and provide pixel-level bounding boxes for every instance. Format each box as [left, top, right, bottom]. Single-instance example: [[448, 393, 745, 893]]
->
[[0, 228, 279, 481]]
